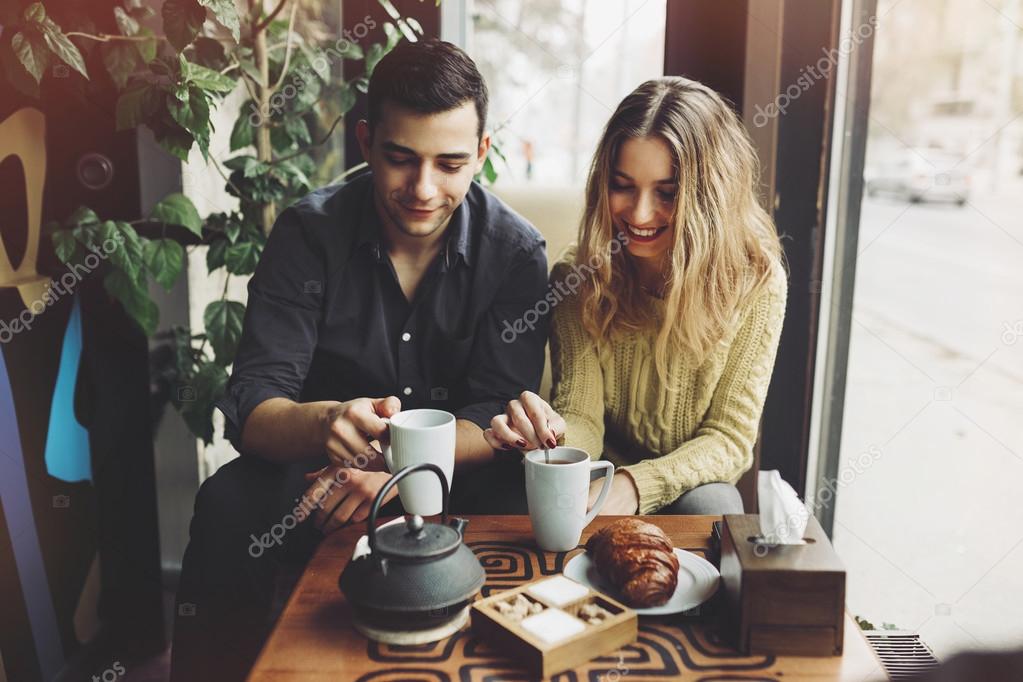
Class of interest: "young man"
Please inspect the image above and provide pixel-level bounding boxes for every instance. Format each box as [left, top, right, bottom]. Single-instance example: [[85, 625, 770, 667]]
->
[[170, 39, 547, 681]]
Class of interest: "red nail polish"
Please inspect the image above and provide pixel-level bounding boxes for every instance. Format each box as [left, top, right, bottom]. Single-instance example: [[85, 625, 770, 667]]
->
[[546, 437, 557, 449], [517, 439, 528, 448]]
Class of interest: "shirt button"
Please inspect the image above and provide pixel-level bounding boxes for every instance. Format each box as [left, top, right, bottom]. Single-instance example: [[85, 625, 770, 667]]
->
[[403, 386, 413, 396], [401, 332, 412, 342]]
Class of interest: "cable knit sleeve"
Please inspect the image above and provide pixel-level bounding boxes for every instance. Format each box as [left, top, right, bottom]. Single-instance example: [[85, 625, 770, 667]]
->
[[548, 262, 606, 461], [624, 263, 788, 514]]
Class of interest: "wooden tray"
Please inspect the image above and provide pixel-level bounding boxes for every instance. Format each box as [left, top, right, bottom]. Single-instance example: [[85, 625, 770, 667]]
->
[[471, 575, 638, 678]]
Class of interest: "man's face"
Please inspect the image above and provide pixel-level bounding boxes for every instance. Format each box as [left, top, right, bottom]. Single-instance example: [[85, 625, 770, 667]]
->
[[358, 100, 490, 240]]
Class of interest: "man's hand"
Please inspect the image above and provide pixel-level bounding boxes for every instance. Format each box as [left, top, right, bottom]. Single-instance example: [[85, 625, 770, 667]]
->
[[304, 466, 398, 535], [322, 396, 401, 468], [587, 470, 640, 515]]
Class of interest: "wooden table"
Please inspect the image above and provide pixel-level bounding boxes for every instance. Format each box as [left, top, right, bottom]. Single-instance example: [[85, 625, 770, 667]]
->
[[249, 516, 888, 681]]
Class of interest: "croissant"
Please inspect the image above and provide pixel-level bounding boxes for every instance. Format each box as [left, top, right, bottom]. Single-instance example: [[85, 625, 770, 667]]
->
[[585, 518, 679, 607]]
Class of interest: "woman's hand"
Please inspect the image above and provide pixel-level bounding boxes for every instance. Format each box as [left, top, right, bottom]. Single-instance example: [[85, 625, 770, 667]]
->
[[588, 470, 640, 515], [483, 390, 566, 451]]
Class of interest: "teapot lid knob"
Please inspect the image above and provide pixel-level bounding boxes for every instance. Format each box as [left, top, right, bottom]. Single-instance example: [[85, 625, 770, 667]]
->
[[406, 514, 425, 534]]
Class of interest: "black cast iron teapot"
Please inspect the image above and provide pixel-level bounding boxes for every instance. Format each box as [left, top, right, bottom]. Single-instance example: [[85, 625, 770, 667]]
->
[[339, 463, 485, 630]]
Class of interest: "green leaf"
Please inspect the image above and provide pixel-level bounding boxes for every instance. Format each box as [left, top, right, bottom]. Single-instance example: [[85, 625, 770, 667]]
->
[[224, 240, 259, 275], [491, 142, 508, 165], [102, 41, 139, 89], [168, 84, 211, 159], [275, 159, 310, 191], [150, 193, 202, 236], [67, 205, 100, 228], [229, 105, 254, 150], [206, 238, 227, 270], [203, 299, 245, 364], [284, 116, 310, 145], [298, 44, 329, 80], [98, 220, 145, 283], [223, 155, 266, 178], [135, 27, 158, 62], [24, 2, 46, 22], [198, 0, 239, 41], [144, 238, 185, 290], [115, 83, 162, 130], [365, 44, 385, 76], [192, 36, 226, 70], [52, 230, 79, 263], [224, 219, 241, 243], [113, 6, 140, 35], [153, 124, 194, 161], [104, 269, 159, 335], [177, 361, 228, 444], [11, 31, 48, 83], [479, 155, 497, 185], [337, 82, 357, 114], [72, 220, 102, 249], [39, 22, 88, 79], [1, 32, 41, 97], [179, 55, 236, 92], [162, 0, 206, 52]]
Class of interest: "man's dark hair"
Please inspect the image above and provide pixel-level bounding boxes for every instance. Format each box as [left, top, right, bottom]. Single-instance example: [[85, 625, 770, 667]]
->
[[367, 39, 489, 139]]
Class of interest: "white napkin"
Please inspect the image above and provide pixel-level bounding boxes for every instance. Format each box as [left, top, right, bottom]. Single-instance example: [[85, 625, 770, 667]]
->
[[757, 470, 810, 545]]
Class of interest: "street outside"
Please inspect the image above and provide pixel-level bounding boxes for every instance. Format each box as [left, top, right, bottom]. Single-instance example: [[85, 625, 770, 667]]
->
[[833, 181, 1023, 661]]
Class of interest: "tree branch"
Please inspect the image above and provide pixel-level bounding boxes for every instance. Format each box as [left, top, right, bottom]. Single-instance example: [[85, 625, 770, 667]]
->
[[254, 0, 288, 33], [211, 157, 246, 199], [65, 32, 164, 42], [272, 113, 344, 164], [269, 1, 298, 94]]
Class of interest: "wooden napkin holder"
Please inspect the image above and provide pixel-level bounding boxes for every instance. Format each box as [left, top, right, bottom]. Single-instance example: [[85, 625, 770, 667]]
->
[[471, 576, 637, 678], [719, 514, 846, 656]]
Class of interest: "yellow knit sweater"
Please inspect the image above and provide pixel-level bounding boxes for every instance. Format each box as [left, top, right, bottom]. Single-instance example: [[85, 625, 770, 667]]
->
[[549, 260, 787, 514]]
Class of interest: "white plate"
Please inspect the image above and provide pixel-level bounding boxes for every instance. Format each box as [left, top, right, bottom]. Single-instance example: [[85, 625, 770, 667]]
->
[[563, 548, 720, 615]]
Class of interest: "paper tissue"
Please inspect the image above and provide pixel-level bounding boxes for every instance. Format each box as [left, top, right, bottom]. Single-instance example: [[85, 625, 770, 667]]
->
[[756, 470, 811, 546], [717, 471, 847, 656]]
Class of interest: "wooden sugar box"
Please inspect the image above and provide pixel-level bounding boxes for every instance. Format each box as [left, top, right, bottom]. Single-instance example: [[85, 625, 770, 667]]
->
[[719, 514, 846, 656], [471, 575, 637, 678]]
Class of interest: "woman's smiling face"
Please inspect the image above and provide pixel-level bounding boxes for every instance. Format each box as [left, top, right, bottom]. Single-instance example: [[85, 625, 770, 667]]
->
[[608, 135, 677, 262]]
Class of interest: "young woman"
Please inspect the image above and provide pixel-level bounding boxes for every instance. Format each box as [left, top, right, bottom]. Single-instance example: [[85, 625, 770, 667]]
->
[[484, 77, 787, 515]]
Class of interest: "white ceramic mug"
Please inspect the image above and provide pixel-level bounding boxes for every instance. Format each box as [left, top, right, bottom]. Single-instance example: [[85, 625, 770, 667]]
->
[[524, 447, 615, 552], [381, 409, 455, 515]]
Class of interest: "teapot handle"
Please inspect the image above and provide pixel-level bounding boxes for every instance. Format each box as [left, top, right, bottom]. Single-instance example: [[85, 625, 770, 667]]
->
[[367, 463, 449, 555]]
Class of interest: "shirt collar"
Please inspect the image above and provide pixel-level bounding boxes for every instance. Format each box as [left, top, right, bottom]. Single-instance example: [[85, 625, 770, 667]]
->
[[356, 181, 475, 269], [444, 199, 474, 269]]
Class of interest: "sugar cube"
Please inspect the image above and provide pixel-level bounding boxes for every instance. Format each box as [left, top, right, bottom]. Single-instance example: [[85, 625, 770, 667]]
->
[[526, 575, 589, 607], [519, 608, 586, 644]]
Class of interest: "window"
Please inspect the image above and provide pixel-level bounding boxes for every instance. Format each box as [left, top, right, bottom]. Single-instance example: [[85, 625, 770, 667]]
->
[[469, 0, 666, 186], [829, 0, 1023, 658]]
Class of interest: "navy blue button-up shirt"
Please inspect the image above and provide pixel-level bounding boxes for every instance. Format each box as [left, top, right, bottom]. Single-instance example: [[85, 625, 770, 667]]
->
[[216, 172, 549, 452]]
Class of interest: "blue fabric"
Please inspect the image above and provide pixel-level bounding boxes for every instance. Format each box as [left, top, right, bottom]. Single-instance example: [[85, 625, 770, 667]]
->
[[44, 293, 92, 482]]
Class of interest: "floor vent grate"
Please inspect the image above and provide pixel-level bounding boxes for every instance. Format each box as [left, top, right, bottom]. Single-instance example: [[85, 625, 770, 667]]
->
[[864, 630, 941, 680]]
